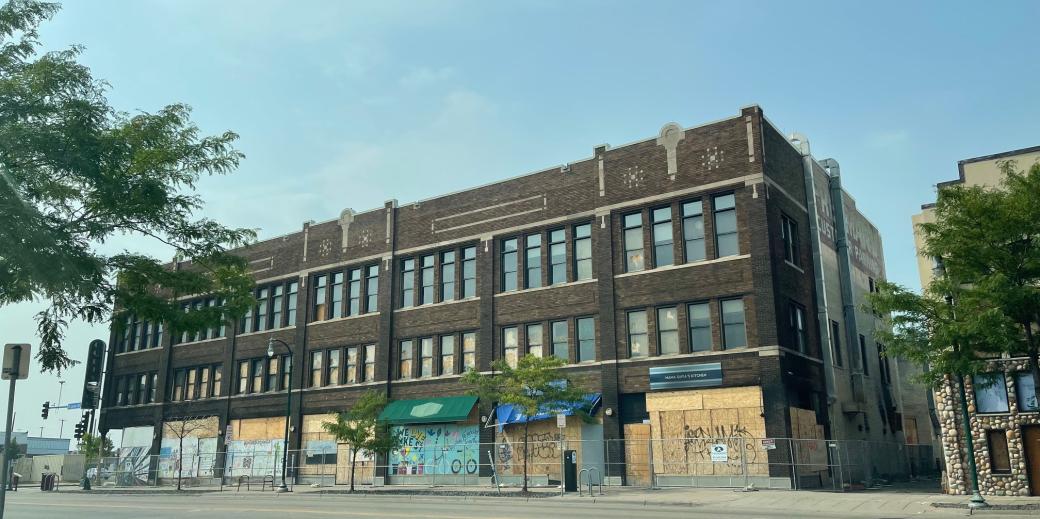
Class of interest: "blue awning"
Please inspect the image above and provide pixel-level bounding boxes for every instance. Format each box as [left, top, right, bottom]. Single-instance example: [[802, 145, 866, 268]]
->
[[494, 393, 601, 432]]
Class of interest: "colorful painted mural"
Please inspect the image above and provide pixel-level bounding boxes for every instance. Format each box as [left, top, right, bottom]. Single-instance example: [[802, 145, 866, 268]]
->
[[389, 424, 479, 475], [226, 439, 284, 478]]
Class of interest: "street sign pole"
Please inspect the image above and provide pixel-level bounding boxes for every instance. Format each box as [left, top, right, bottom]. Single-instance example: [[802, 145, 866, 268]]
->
[[0, 343, 30, 519]]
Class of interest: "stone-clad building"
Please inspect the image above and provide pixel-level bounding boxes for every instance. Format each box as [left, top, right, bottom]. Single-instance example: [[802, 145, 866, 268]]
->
[[98, 106, 932, 488], [913, 146, 1040, 496]]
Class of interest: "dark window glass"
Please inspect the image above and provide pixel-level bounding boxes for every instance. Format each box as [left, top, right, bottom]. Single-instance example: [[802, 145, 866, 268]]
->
[[286, 282, 298, 325], [714, 194, 738, 257], [502, 238, 518, 292], [549, 229, 566, 285], [271, 285, 284, 329], [721, 298, 747, 349], [628, 311, 648, 358], [441, 251, 456, 302], [551, 321, 569, 361], [137, 373, 148, 405], [154, 322, 164, 348], [652, 206, 674, 267], [789, 302, 807, 353], [399, 340, 413, 380], [781, 215, 800, 266], [526, 324, 543, 358], [682, 200, 706, 262], [577, 317, 596, 362], [688, 302, 712, 351], [139, 320, 150, 349], [525, 234, 542, 289], [462, 247, 477, 298], [115, 376, 126, 406], [420, 255, 435, 305], [623, 212, 644, 272], [173, 369, 185, 402], [365, 265, 379, 313], [330, 272, 344, 318], [987, 430, 1011, 473], [574, 224, 592, 281], [149, 372, 158, 403], [256, 288, 269, 331], [1015, 372, 1038, 411], [859, 335, 869, 375], [503, 326, 519, 368], [401, 258, 415, 308], [313, 275, 328, 321], [462, 333, 476, 371], [657, 307, 679, 355], [347, 268, 361, 316], [973, 373, 1009, 413], [830, 321, 843, 367]]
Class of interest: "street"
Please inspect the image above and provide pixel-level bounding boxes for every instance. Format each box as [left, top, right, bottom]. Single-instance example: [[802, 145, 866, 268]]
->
[[3, 490, 1035, 519]]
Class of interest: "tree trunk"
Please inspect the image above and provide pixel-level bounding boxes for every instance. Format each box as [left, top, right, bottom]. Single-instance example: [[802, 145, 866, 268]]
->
[[177, 435, 183, 491], [1025, 323, 1040, 410], [522, 420, 529, 493], [350, 448, 357, 492]]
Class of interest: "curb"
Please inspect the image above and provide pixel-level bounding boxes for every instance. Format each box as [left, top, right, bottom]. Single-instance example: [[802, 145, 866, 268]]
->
[[931, 502, 1040, 511]]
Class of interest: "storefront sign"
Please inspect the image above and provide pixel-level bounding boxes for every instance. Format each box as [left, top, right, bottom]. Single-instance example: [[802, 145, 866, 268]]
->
[[761, 438, 776, 450], [710, 443, 728, 463], [649, 362, 723, 390]]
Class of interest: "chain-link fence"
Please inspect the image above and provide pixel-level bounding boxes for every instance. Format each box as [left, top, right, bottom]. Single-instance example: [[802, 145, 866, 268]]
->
[[86, 438, 936, 491]]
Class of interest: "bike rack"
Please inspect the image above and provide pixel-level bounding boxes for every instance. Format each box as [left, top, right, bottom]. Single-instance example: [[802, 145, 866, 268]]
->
[[577, 467, 603, 496]]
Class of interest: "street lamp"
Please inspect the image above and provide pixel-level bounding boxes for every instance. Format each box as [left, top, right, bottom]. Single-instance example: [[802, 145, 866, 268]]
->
[[267, 337, 294, 493]]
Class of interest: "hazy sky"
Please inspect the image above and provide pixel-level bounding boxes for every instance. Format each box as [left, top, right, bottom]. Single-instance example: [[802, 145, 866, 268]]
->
[[2, 0, 1038, 442]]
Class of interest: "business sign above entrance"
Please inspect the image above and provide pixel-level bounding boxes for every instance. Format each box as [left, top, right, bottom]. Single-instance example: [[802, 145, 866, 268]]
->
[[649, 362, 723, 391]]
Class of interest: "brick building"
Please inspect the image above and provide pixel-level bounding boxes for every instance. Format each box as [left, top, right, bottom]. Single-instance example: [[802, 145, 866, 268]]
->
[[99, 106, 932, 488]]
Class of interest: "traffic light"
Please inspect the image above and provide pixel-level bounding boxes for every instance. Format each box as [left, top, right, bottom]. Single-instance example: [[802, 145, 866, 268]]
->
[[41, 401, 49, 420], [81, 340, 105, 409], [74, 415, 88, 440]]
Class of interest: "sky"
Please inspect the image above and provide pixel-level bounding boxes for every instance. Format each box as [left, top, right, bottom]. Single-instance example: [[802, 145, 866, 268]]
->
[[2, 0, 1038, 443]]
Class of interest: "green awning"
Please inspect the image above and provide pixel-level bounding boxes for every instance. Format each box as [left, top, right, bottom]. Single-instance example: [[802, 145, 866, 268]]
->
[[378, 395, 478, 425]]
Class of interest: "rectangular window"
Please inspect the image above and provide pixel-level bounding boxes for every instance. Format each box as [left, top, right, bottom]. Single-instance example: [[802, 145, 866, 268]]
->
[[525, 234, 542, 289], [623, 212, 644, 272], [878, 343, 891, 384], [115, 376, 126, 406], [420, 338, 434, 378], [365, 264, 379, 312], [267, 357, 279, 392], [721, 298, 747, 349], [987, 430, 1012, 474], [526, 323, 543, 358], [503, 326, 519, 368], [330, 272, 344, 318], [237, 361, 249, 395], [789, 302, 807, 353], [149, 372, 158, 403], [399, 340, 413, 380], [441, 250, 456, 301], [574, 224, 592, 281], [137, 373, 148, 405], [154, 323, 164, 348], [628, 310, 648, 358], [362, 345, 375, 382], [326, 349, 340, 386], [240, 299, 253, 335], [440, 335, 455, 375], [461, 247, 477, 298], [1015, 372, 1038, 412], [682, 200, 706, 262], [830, 321, 843, 367], [651, 206, 674, 267], [657, 307, 679, 355], [255, 288, 269, 331], [345, 346, 358, 384], [206, 299, 220, 339], [502, 238, 518, 292], [130, 316, 141, 350], [271, 285, 284, 329], [286, 281, 298, 325], [973, 373, 1009, 413], [401, 258, 415, 308], [199, 367, 211, 399], [551, 321, 569, 361], [462, 332, 476, 371], [126, 375, 137, 405], [420, 255, 435, 305], [714, 194, 738, 257], [212, 365, 222, 397], [347, 268, 361, 316], [139, 321, 150, 350], [185, 368, 197, 400], [173, 369, 186, 402], [577, 317, 596, 362], [549, 229, 566, 285], [192, 301, 204, 341], [278, 356, 288, 391], [313, 274, 328, 321], [781, 214, 799, 266], [251, 359, 263, 393], [310, 351, 323, 388], [859, 335, 869, 375], [688, 302, 712, 352]]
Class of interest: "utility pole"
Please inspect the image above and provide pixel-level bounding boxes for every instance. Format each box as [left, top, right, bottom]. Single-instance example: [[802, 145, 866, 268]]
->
[[1, 343, 31, 519], [58, 419, 65, 439]]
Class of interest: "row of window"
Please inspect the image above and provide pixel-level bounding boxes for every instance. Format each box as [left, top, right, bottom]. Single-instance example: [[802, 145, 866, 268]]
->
[[500, 317, 597, 368], [626, 299, 747, 358], [173, 297, 226, 345], [171, 363, 223, 402], [623, 194, 738, 273], [241, 280, 299, 334], [313, 265, 378, 321], [500, 224, 593, 292], [236, 355, 292, 395], [400, 246, 477, 308], [973, 371, 1038, 414], [827, 320, 891, 382], [308, 345, 377, 387], [112, 372, 158, 406], [397, 333, 477, 380], [116, 315, 164, 353]]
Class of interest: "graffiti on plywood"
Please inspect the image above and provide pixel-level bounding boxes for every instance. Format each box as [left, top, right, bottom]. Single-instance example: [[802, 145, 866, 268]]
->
[[389, 424, 479, 475]]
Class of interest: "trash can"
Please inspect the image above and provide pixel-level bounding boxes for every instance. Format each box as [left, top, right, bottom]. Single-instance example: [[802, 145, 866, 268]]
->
[[9, 473, 19, 491], [563, 450, 578, 492]]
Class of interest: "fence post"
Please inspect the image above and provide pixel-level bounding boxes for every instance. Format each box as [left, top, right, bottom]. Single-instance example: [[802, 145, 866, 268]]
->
[[647, 438, 656, 490], [740, 438, 749, 489], [834, 441, 845, 492], [789, 440, 798, 490]]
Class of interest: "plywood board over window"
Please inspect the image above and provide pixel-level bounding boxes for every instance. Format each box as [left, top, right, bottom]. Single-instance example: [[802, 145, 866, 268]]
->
[[229, 416, 287, 440]]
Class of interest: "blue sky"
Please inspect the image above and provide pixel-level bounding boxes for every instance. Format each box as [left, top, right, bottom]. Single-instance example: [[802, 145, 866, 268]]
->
[[3, 0, 1038, 441]]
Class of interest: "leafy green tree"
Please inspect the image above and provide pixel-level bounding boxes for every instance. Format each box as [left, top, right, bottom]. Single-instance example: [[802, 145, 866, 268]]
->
[[321, 391, 402, 492], [3, 438, 20, 463], [0, 0, 255, 372], [79, 433, 114, 463], [462, 354, 591, 493]]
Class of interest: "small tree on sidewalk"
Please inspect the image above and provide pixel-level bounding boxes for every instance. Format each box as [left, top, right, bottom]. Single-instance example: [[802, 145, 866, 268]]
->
[[321, 391, 402, 492], [79, 433, 114, 464], [163, 416, 212, 490], [462, 354, 590, 493]]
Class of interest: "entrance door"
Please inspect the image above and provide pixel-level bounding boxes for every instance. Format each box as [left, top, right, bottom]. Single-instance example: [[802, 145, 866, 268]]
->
[[1025, 425, 1040, 496], [623, 423, 650, 487]]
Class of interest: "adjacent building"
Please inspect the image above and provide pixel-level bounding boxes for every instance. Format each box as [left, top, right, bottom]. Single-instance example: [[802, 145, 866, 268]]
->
[[912, 145, 1040, 496], [98, 106, 933, 489]]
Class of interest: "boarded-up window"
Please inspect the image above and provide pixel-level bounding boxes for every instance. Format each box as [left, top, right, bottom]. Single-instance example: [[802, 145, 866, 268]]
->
[[987, 430, 1011, 474]]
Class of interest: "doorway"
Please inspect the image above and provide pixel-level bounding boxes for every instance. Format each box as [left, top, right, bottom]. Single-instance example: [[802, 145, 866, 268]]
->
[[1024, 425, 1040, 496]]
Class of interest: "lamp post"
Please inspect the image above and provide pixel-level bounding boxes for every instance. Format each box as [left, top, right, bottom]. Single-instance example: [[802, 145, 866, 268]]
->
[[267, 337, 294, 493]]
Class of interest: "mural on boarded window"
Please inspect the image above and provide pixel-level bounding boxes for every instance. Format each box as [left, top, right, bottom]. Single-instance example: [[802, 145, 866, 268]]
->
[[158, 437, 219, 479], [225, 439, 283, 478], [389, 424, 479, 475]]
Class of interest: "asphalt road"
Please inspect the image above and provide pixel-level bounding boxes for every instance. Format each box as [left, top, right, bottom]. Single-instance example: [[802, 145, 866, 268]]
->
[[1, 491, 1025, 519]]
